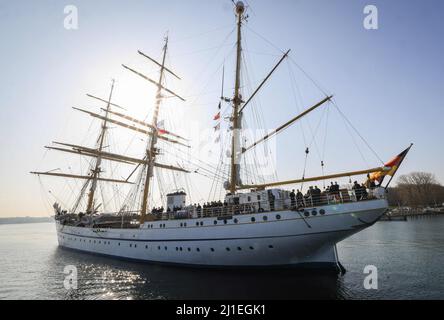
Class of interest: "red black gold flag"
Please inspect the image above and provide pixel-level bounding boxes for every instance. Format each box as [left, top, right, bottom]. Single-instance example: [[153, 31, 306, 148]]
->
[[370, 144, 413, 184]]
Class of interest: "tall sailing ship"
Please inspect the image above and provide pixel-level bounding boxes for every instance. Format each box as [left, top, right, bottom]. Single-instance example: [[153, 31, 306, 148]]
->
[[32, 2, 411, 273]]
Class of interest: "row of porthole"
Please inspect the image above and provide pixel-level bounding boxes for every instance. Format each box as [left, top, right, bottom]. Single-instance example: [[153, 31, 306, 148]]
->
[[303, 209, 326, 217], [213, 214, 282, 226], [148, 214, 284, 229], [61, 237, 275, 253], [62, 236, 112, 246], [147, 223, 167, 229]]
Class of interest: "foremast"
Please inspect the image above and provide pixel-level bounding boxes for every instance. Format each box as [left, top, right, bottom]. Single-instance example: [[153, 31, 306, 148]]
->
[[86, 79, 115, 213]]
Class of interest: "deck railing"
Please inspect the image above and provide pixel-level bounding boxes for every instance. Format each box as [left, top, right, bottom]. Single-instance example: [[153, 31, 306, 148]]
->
[[58, 187, 385, 223], [166, 187, 383, 220]]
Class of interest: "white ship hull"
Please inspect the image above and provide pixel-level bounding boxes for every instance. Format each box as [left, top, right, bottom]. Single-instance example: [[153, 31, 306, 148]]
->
[[55, 199, 387, 272]]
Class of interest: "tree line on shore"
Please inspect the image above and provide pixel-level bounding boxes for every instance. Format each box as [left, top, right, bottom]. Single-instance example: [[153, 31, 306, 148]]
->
[[387, 172, 444, 207]]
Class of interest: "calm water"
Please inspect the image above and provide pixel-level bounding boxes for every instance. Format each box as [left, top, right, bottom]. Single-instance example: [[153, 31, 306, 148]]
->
[[1, 217, 443, 300]]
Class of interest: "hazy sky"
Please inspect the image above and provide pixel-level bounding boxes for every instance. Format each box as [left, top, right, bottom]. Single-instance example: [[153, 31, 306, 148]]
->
[[0, 0, 443, 217]]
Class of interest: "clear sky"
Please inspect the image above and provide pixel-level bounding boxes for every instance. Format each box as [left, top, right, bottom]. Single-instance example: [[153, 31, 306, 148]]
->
[[0, 0, 443, 217]]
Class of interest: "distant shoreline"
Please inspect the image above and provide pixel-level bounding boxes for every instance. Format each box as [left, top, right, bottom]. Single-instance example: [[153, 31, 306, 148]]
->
[[0, 217, 53, 225]]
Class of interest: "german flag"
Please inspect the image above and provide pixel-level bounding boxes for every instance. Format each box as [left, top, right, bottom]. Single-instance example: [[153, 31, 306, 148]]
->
[[370, 144, 412, 184]]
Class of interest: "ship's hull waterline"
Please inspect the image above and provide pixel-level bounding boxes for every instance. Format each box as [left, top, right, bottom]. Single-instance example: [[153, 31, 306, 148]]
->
[[56, 199, 387, 272]]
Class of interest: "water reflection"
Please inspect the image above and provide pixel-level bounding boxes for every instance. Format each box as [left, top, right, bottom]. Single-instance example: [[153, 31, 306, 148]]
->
[[47, 247, 348, 300]]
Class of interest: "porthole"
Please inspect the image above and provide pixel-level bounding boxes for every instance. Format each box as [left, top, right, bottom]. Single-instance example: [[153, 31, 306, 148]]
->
[[226, 247, 231, 251], [118, 242, 120, 246], [164, 246, 167, 250], [176, 247, 179, 251], [180, 223, 183, 227], [263, 216, 268, 221], [269, 245, 274, 249], [180, 247, 183, 251], [210, 248, 215, 252], [196, 222, 199, 226], [145, 245, 148, 249], [251, 217, 256, 222], [184, 223, 187, 227], [196, 248, 200, 252], [237, 247, 242, 251], [249, 246, 254, 250], [158, 246, 161, 250], [312, 210, 317, 216], [200, 222, 203, 226], [234, 218, 238, 223], [129, 244, 132, 248], [214, 220, 217, 225], [304, 211, 310, 217], [223, 219, 227, 224], [134, 244, 137, 248], [187, 248, 191, 252], [276, 214, 281, 220], [320, 209, 326, 215]]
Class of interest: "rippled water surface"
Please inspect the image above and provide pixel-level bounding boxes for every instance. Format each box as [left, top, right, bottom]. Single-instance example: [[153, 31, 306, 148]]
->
[[1, 216, 443, 300]]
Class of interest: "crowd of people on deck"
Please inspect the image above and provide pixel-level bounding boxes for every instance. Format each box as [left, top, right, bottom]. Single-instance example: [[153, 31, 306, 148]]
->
[[151, 180, 378, 217]]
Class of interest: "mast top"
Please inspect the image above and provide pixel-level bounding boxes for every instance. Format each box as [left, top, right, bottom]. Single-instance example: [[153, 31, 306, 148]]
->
[[235, 1, 245, 15]]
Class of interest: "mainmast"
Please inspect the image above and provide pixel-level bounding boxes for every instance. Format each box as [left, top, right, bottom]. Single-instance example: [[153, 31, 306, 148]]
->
[[86, 79, 115, 213], [140, 38, 169, 222], [229, 1, 246, 195]]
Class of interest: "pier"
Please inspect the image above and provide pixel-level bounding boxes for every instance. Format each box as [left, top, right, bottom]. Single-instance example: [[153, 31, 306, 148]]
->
[[383, 207, 444, 221]]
